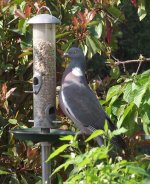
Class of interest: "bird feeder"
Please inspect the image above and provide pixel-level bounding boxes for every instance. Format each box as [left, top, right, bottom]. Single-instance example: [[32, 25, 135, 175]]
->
[[28, 13, 60, 184], [28, 14, 60, 128], [12, 13, 74, 184]]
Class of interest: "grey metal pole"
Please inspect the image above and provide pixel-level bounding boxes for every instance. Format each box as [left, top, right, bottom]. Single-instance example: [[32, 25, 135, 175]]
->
[[41, 129, 51, 184]]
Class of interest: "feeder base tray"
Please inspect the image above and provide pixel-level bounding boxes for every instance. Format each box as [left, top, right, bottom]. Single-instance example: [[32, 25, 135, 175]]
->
[[12, 128, 75, 143]]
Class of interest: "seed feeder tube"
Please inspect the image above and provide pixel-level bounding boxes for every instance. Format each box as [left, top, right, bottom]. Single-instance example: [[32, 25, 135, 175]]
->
[[28, 14, 60, 128]]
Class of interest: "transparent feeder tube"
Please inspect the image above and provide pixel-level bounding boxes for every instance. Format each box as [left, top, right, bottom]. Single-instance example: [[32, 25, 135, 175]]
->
[[33, 24, 56, 128]]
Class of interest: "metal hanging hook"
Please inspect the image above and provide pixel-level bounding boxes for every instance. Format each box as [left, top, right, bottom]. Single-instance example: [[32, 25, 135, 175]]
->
[[37, 6, 52, 15]]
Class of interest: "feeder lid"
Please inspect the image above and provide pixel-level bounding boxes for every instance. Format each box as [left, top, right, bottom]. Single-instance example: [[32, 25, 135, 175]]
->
[[28, 14, 60, 24]]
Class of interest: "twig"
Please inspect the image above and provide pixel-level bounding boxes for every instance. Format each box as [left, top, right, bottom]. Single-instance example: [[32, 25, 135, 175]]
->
[[136, 60, 142, 74], [106, 58, 150, 65], [114, 58, 150, 65]]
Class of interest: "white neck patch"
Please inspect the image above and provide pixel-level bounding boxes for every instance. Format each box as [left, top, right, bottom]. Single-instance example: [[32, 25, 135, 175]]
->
[[72, 67, 83, 77]]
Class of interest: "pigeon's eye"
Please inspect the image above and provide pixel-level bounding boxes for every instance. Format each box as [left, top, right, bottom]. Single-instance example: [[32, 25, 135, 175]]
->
[[73, 51, 77, 54]]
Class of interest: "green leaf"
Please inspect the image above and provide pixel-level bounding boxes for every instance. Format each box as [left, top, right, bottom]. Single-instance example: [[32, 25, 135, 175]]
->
[[138, 0, 147, 21], [86, 35, 97, 53], [127, 165, 150, 177], [85, 130, 104, 142], [61, 39, 75, 52], [104, 121, 108, 132], [18, 19, 28, 35], [57, 174, 63, 184], [9, 174, 20, 184], [141, 103, 150, 135], [59, 135, 74, 141], [134, 85, 148, 107], [143, 177, 150, 184], [0, 170, 10, 175], [21, 175, 28, 184], [117, 104, 126, 118], [47, 144, 69, 161], [9, 119, 18, 125], [106, 85, 122, 103], [52, 162, 69, 176], [107, 6, 125, 22], [56, 32, 70, 39], [138, 69, 150, 84], [110, 66, 120, 79], [113, 127, 127, 136], [88, 22, 102, 39], [95, 23, 102, 38], [123, 83, 133, 103], [18, 51, 32, 58], [35, 180, 42, 184], [117, 102, 134, 128]]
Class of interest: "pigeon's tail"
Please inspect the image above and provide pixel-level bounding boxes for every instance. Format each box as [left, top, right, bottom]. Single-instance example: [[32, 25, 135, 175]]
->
[[111, 135, 126, 150], [95, 134, 126, 150]]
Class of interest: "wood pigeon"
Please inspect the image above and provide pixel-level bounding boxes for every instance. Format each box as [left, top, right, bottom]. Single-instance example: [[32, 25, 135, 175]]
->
[[59, 47, 126, 149]]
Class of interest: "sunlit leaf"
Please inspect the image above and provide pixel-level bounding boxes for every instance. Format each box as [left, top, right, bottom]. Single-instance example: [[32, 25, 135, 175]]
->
[[18, 52, 32, 58], [60, 135, 74, 141], [9, 119, 18, 125], [138, 0, 147, 21], [106, 85, 122, 103], [113, 127, 127, 136], [134, 84, 148, 107], [0, 170, 10, 175], [85, 130, 104, 142], [47, 144, 69, 161], [123, 83, 134, 103], [127, 165, 150, 177], [117, 102, 134, 128]]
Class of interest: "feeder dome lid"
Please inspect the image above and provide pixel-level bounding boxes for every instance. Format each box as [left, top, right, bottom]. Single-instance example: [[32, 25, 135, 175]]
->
[[28, 14, 60, 24]]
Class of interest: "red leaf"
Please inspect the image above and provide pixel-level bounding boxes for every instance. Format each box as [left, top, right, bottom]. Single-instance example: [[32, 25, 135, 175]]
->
[[71, 0, 77, 5], [72, 17, 79, 26], [6, 87, 16, 99], [2, 83, 7, 97], [15, 9, 26, 19], [0, 0, 8, 6], [78, 12, 86, 23], [24, 4, 32, 17], [87, 10, 96, 22], [27, 147, 39, 160], [105, 18, 113, 44], [72, 9, 96, 39], [131, 0, 137, 7]]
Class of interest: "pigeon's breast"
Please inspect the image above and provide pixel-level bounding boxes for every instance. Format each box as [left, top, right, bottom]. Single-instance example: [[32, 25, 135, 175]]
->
[[62, 70, 86, 88]]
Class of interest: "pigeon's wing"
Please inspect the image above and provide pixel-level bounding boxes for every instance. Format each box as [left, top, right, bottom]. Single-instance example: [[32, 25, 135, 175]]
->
[[60, 83, 114, 131], [59, 81, 126, 149]]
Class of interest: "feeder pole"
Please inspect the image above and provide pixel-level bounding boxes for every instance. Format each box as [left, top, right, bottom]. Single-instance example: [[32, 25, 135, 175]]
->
[[28, 14, 60, 184]]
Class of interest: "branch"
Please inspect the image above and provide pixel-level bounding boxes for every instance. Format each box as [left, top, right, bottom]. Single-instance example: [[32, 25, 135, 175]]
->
[[114, 58, 150, 65], [106, 56, 150, 73]]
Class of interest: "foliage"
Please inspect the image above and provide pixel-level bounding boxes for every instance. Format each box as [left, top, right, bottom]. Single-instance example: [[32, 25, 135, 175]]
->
[[104, 69, 150, 136], [116, 0, 150, 66], [48, 134, 150, 184], [0, 0, 150, 183]]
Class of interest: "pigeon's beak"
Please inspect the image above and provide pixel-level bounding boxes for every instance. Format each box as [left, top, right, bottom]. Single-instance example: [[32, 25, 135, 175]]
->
[[63, 52, 69, 58], [63, 52, 70, 68]]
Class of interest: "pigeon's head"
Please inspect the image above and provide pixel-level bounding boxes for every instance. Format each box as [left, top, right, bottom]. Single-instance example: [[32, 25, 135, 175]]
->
[[64, 47, 84, 59], [64, 47, 85, 69]]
